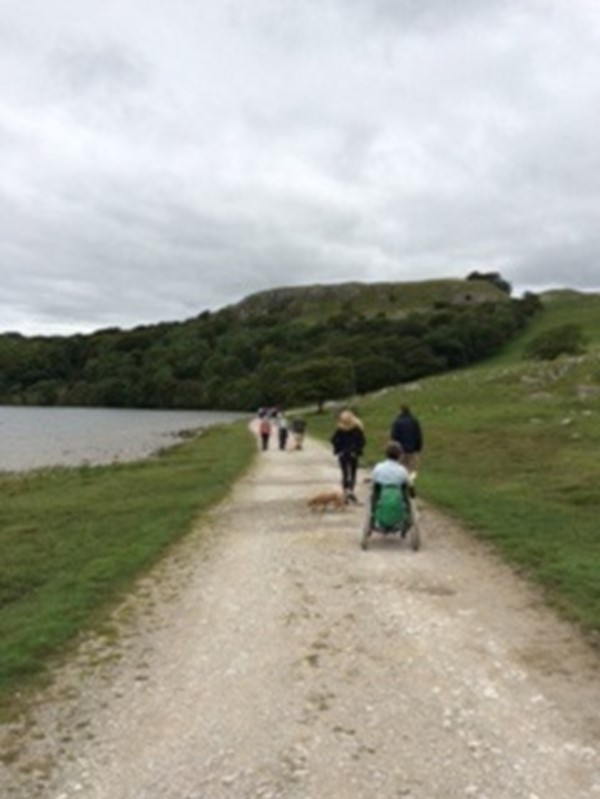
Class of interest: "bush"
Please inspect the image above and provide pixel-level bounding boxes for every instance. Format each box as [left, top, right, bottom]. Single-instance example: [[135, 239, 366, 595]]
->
[[524, 324, 587, 361]]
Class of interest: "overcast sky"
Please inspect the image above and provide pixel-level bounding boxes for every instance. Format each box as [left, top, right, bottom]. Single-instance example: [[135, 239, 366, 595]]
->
[[1, 0, 599, 335]]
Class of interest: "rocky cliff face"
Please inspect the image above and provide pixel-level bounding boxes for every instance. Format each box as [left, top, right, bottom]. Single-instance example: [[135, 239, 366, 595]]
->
[[227, 278, 507, 322]]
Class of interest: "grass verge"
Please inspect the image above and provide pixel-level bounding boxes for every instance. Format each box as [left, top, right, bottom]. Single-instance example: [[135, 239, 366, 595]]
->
[[308, 294, 600, 639], [0, 421, 256, 712]]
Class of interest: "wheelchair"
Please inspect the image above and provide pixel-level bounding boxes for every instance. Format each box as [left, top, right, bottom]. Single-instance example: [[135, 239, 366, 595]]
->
[[360, 481, 421, 551]]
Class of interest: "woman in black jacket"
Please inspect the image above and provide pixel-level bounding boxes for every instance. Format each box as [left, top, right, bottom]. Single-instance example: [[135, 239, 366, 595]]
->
[[331, 409, 366, 504]]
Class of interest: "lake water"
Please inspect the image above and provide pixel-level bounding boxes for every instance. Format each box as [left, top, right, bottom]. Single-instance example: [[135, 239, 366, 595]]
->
[[0, 406, 248, 472]]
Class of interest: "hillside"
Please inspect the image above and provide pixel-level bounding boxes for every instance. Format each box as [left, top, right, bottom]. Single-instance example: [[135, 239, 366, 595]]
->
[[228, 277, 509, 323], [309, 289, 600, 635], [0, 275, 531, 411], [483, 288, 600, 365]]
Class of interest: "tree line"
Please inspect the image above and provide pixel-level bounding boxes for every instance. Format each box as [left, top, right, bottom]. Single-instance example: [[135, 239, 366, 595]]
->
[[0, 293, 541, 411]]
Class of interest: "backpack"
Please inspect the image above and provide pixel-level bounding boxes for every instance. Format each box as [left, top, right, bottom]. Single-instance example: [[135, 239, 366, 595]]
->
[[374, 485, 408, 531]]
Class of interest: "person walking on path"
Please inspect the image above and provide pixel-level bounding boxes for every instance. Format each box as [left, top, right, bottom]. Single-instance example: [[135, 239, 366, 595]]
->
[[390, 404, 423, 471], [330, 409, 366, 504], [259, 416, 272, 451], [276, 412, 289, 451], [290, 417, 307, 450]]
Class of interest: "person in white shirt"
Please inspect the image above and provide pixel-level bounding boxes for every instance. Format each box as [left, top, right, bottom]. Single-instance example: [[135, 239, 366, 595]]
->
[[368, 440, 413, 532], [372, 441, 410, 489]]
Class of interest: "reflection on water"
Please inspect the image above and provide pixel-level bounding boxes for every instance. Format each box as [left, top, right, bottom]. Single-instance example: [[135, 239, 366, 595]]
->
[[0, 406, 246, 472]]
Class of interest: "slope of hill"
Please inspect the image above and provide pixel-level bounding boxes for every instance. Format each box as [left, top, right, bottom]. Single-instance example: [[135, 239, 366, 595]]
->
[[229, 277, 508, 323], [481, 289, 600, 366], [0, 276, 529, 411], [309, 290, 600, 636]]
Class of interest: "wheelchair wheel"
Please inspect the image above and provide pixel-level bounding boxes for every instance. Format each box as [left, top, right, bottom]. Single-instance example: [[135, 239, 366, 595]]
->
[[407, 499, 421, 551], [360, 510, 372, 550], [407, 521, 421, 551]]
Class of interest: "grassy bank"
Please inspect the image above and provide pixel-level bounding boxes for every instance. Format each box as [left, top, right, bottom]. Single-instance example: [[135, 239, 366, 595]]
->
[[309, 293, 600, 638], [0, 422, 256, 710]]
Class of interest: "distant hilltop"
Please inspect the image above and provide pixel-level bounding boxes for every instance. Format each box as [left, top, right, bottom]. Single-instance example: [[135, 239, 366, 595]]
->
[[226, 277, 509, 323]]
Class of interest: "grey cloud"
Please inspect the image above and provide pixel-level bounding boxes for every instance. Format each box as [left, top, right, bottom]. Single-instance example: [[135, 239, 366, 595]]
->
[[51, 42, 149, 95], [343, 0, 511, 32], [513, 242, 600, 292], [1, 0, 599, 335]]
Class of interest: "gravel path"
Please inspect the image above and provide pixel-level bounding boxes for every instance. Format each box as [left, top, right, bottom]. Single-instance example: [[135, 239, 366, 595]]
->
[[1, 431, 599, 798]]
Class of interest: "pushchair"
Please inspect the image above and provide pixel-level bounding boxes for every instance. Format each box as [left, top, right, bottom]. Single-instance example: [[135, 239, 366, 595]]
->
[[360, 480, 421, 551]]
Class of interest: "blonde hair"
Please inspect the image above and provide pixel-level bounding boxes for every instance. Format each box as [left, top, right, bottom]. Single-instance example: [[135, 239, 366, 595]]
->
[[337, 409, 363, 430]]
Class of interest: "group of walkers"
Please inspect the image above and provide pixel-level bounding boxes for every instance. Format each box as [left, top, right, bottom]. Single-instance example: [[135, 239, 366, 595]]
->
[[257, 407, 306, 452], [256, 402, 424, 506], [330, 404, 423, 504]]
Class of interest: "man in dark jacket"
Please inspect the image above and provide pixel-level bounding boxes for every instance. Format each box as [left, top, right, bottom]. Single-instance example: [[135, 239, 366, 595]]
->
[[390, 405, 423, 471]]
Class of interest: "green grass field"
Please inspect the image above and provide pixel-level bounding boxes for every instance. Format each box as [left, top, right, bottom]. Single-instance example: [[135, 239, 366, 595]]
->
[[0, 422, 256, 713], [1, 290, 598, 715], [310, 291, 600, 638]]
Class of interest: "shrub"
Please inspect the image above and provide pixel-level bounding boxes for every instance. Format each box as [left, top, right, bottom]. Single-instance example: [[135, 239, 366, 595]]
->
[[524, 324, 587, 361]]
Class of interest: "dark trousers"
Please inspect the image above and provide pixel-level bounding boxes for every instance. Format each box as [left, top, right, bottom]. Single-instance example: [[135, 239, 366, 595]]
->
[[338, 452, 358, 492], [278, 428, 288, 450], [261, 433, 270, 451]]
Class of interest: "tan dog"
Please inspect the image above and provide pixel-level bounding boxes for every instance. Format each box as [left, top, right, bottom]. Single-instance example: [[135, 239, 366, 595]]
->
[[307, 489, 346, 512]]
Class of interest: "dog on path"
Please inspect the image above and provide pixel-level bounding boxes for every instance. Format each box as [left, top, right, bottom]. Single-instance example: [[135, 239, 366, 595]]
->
[[307, 489, 346, 512]]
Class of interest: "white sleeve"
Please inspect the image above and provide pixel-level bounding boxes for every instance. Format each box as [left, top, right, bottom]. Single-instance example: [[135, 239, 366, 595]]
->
[[371, 463, 383, 483]]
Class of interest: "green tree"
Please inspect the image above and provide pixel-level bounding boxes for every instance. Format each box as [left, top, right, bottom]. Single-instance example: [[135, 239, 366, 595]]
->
[[225, 377, 263, 410], [467, 270, 512, 295], [172, 380, 206, 409], [424, 327, 467, 368], [0, 284, 539, 411], [354, 356, 400, 393], [281, 357, 356, 412]]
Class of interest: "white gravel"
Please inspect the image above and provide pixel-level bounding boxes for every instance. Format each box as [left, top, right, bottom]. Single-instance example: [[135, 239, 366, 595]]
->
[[1, 430, 599, 798]]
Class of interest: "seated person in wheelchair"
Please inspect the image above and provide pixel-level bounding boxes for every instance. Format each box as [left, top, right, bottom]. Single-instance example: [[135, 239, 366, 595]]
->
[[370, 441, 412, 532]]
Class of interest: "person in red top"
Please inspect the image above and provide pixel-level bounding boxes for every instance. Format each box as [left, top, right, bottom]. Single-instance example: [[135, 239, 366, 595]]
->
[[259, 416, 272, 450]]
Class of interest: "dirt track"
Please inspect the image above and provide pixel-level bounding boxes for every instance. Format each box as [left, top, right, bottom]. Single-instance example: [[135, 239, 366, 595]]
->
[[1, 430, 599, 798]]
